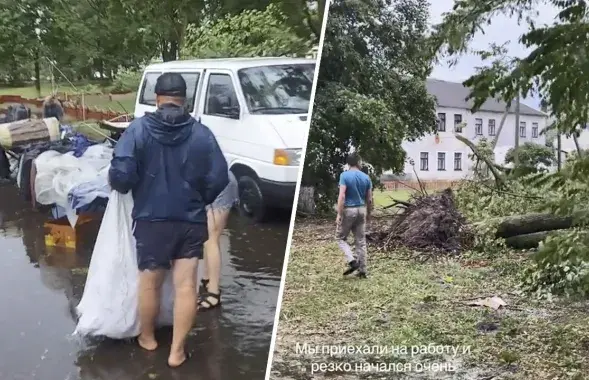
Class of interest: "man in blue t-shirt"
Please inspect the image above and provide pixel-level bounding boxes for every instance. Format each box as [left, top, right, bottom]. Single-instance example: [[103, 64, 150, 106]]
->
[[336, 153, 373, 278]]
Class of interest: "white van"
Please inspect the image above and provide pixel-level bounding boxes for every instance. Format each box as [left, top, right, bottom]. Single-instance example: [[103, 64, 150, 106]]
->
[[134, 57, 315, 222]]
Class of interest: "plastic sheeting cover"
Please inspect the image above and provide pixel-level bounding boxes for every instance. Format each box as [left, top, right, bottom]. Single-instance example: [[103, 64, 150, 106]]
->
[[34, 144, 113, 226], [74, 191, 188, 339]]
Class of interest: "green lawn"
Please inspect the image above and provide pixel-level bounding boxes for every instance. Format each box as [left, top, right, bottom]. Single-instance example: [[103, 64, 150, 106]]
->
[[373, 189, 415, 208], [270, 220, 589, 380]]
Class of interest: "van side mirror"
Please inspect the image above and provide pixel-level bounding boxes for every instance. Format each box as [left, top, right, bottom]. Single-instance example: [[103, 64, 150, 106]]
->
[[224, 105, 240, 120]]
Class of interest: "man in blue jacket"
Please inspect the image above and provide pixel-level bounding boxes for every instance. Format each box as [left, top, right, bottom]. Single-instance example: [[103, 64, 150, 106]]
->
[[108, 72, 229, 368]]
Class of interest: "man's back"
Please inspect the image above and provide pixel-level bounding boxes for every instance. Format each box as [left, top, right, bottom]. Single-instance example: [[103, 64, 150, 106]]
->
[[339, 169, 372, 207], [109, 104, 228, 224]]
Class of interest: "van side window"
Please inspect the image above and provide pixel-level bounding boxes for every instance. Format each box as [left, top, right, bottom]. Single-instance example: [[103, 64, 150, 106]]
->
[[139, 72, 200, 112], [181, 73, 200, 112], [204, 74, 240, 118], [139, 73, 160, 106]]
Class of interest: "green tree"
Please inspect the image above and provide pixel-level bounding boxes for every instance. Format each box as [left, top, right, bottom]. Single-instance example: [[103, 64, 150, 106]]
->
[[432, 0, 589, 136], [432, 0, 589, 297], [505, 142, 555, 176], [181, 4, 311, 58], [304, 0, 437, 211]]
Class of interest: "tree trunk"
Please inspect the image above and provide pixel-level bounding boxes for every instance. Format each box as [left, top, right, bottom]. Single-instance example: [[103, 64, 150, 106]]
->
[[297, 186, 316, 215], [161, 40, 179, 62], [514, 94, 520, 166], [557, 131, 562, 170], [456, 134, 506, 187], [34, 49, 41, 99], [488, 210, 589, 239], [504, 230, 569, 249], [491, 105, 510, 150]]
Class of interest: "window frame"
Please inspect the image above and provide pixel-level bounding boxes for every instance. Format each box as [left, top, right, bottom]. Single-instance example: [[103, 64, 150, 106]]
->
[[437, 151, 446, 171], [420, 152, 429, 171], [138, 70, 202, 113], [454, 114, 463, 133], [203, 71, 242, 120], [475, 118, 483, 136], [532, 122, 539, 138], [488, 119, 496, 136], [138, 71, 162, 106], [437, 112, 446, 132], [519, 121, 527, 138], [454, 152, 462, 171]]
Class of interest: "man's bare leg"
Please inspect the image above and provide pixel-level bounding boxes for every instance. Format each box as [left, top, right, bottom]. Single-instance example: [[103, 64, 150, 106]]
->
[[137, 269, 165, 351], [169, 257, 199, 367]]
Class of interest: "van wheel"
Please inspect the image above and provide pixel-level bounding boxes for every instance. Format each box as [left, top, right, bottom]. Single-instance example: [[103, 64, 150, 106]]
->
[[237, 175, 268, 223]]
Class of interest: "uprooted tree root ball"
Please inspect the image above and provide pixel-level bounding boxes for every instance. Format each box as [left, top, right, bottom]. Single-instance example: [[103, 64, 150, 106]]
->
[[368, 188, 474, 254]]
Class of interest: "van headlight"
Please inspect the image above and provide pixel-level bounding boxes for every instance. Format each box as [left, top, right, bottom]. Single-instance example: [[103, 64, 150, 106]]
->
[[273, 148, 302, 166]]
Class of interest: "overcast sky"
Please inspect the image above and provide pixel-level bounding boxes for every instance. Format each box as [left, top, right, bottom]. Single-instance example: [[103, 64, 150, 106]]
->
[[428, 0, 558, 109]]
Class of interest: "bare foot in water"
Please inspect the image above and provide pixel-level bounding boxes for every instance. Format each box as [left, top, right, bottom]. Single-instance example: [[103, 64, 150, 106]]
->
[[168, 349, 188, 368], [137, 334, 158, 351]]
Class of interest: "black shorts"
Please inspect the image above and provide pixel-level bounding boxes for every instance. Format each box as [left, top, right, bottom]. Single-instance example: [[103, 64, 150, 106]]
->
[[133, 220, 208, 271]]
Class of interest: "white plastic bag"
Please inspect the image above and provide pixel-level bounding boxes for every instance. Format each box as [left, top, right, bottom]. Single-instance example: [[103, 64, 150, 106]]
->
[[74, 190, 179, 339]]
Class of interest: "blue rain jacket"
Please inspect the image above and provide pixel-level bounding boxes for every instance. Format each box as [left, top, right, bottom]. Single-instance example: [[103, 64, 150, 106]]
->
[[108, 104, 229, 224]]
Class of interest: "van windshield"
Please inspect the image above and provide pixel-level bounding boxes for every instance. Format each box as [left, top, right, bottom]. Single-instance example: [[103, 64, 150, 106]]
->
[[238, 63, 315, 115]]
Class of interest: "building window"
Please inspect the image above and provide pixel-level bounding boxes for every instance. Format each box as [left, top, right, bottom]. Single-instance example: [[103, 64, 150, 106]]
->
[[454, 114, 463, 133], [454, 152, 462, 171], [475, 118, 483, 136], [420, 152, 429, 171], [437, 152, 446, 171], [532, 122, 539, 138], [519, 121, 526, 138], [488, 119, 496, 136], [437, 113, 446, 132]]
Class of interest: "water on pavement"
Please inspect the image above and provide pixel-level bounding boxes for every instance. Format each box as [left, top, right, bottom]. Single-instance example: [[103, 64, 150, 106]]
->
[[0, 184, 288, 380]]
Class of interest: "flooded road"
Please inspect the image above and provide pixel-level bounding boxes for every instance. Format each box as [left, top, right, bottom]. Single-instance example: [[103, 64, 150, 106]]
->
[[0, 184, 288, 380]]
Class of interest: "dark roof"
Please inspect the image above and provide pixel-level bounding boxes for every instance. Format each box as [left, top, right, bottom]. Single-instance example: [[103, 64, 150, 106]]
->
[[426, 78, 545, 117]]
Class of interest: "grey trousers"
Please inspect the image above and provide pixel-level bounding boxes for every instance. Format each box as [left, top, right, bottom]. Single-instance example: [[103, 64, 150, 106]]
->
[[336, 206, 367, 272]]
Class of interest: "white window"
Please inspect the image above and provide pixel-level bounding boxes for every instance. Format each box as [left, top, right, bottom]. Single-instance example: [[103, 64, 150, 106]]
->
[[454, 114, 463, 133], [519, 121, 527, 138], [454, 152, 462, 171], [437, 152, 446, 171], [532, 123, 539, 138], [420, 152, 429, 171], [475, 118, 483, 136], [437, 113, 446, 132], [488, 119, 496, 136]]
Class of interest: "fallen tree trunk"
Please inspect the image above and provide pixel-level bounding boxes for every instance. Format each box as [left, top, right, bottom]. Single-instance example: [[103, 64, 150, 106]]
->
[[504, 230, 569, 250], [493, 212, 574, 239]]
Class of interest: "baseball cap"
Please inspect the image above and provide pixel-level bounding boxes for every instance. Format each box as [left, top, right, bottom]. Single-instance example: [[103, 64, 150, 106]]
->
[[154, 72, 187, 97]]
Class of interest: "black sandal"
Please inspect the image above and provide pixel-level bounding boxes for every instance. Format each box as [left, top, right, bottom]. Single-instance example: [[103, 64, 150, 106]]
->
[[200, 279, 209, 292], [198, 291, 221, 311]]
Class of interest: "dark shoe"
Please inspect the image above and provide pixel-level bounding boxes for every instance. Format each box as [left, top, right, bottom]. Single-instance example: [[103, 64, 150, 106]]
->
[[356, 271, 367, 279], [343, 260, 360, 275], [198, 291, 221, 311]]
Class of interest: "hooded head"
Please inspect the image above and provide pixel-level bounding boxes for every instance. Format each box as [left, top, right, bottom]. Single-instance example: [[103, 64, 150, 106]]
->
[[144, 72, 194, 145]]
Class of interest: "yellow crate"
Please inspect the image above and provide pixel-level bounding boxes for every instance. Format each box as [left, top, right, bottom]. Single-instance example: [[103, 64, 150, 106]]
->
[[43, 214, 99, 250]]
